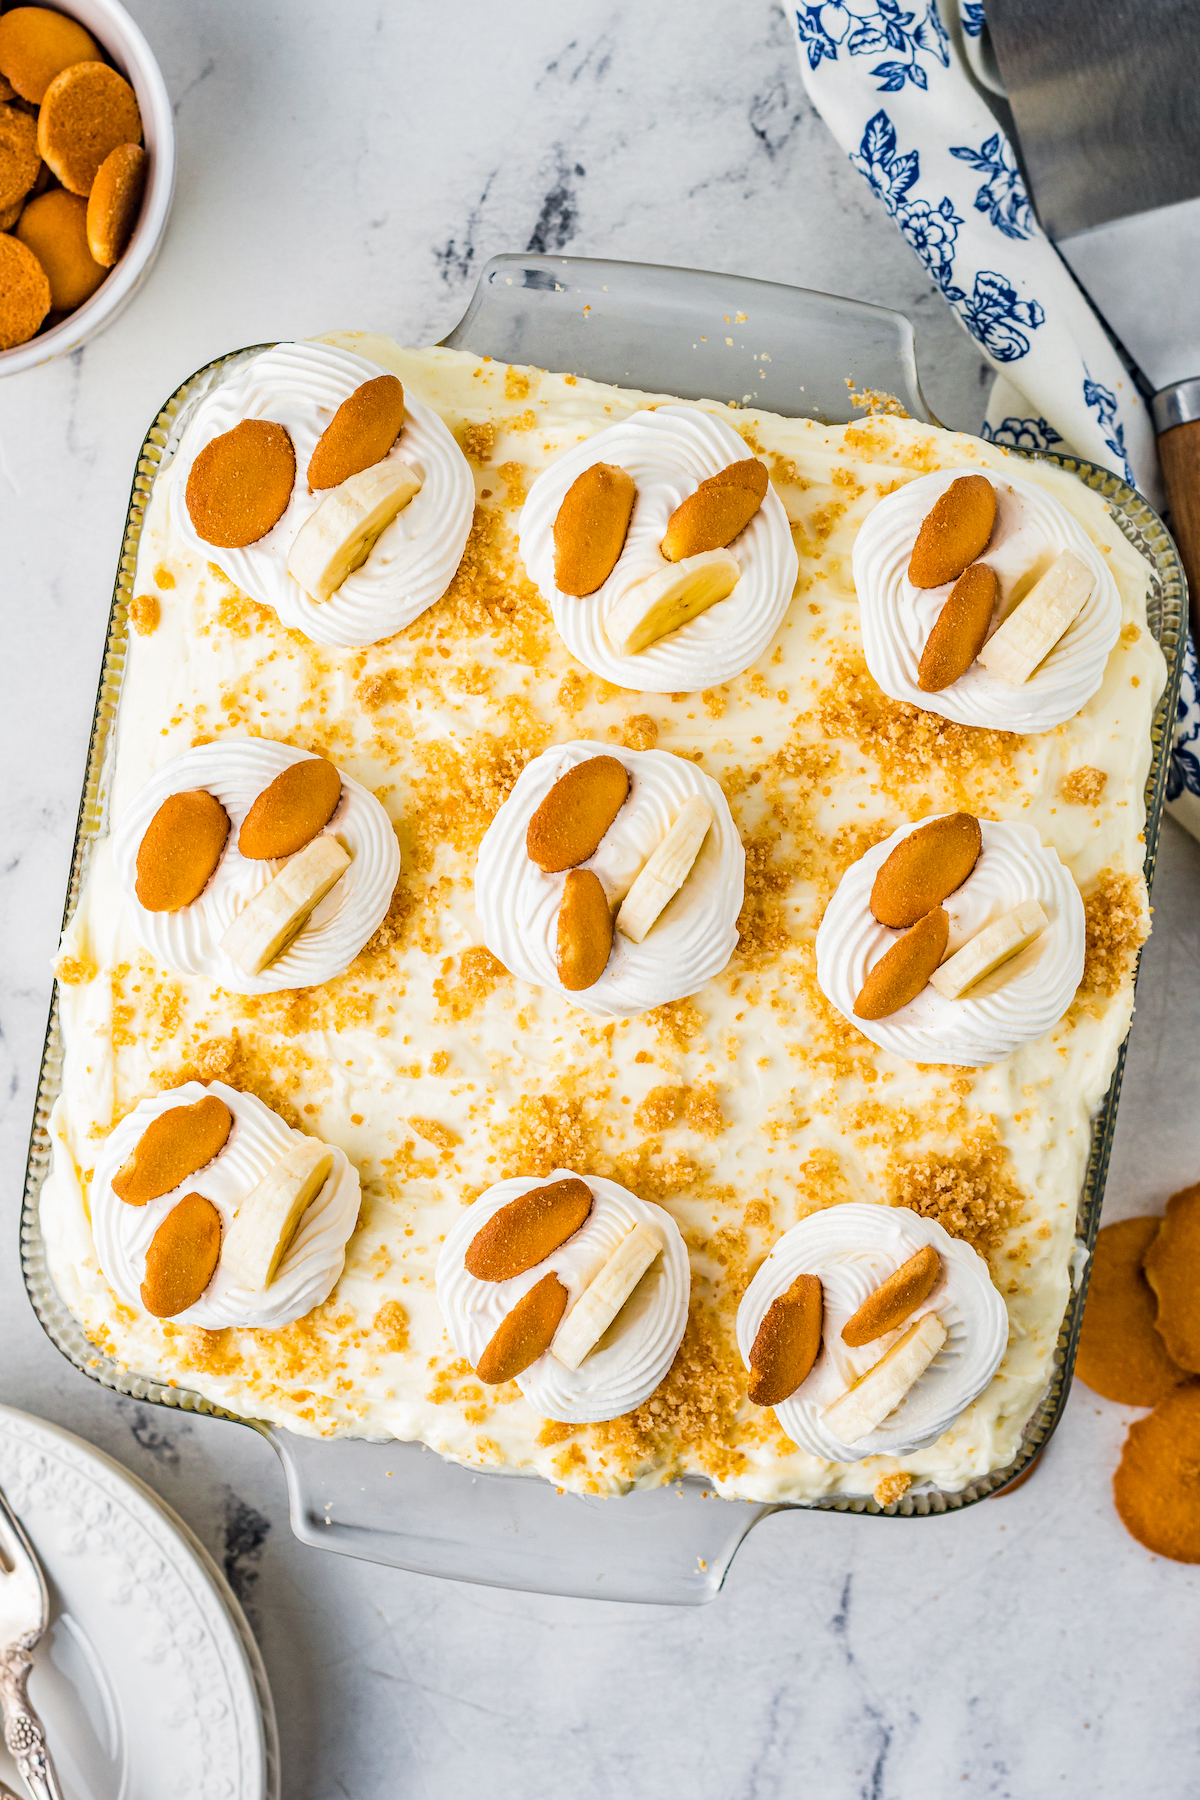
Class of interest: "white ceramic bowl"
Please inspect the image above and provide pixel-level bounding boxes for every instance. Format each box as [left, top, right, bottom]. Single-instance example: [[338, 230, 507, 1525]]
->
[[0, 0, 175, 375]]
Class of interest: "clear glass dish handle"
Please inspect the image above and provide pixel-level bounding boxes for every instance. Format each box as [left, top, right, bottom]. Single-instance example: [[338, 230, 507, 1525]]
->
[[441, 252, 935, 425], [266, 1428, 779, 1605]]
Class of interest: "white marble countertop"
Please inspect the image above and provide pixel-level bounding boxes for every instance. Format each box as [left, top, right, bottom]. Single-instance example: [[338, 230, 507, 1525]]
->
[[2, 4, 1198, 1794]]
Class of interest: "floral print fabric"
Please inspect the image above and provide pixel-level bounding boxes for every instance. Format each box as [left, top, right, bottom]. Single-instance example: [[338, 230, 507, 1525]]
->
[[791, 0, 1199, 833]]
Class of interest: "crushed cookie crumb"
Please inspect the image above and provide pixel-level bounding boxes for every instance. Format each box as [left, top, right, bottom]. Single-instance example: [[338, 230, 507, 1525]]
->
[[873, 1470, 912, 1507], [1081, 869, 1146, 996], [129, 593, 160, 635], [890, 1133, 1025, 1253], [1061, 766, 1107, 807]]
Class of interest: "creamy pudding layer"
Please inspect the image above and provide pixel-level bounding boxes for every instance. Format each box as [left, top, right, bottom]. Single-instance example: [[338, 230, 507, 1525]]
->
[[41, 335, 1164, 1501]]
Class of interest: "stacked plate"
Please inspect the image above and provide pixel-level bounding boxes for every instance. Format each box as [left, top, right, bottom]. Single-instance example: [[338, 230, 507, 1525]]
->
[[0, 1406, 278, 1800]]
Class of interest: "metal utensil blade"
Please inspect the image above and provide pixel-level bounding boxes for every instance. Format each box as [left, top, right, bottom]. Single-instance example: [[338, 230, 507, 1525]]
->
[[1055, 196, 1200, 395], [984, 0, 1200, 239], [984, 0, 1200, 391], [0, 1496, 45, 1654]]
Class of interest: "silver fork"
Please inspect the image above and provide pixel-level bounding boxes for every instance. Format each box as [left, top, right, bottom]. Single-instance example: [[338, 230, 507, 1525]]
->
[[0, 1485, 64, 1800]]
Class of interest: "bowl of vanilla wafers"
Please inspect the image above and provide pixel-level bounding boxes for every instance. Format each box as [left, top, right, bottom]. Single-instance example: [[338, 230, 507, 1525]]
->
[[0, 0, 173, 374]]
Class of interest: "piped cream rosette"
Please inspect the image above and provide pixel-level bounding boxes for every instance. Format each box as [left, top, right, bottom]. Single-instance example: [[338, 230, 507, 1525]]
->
[[170, 340, 474, 647], [518, 405, 797, 692], [852, 467, 1121, 731], [476, 742, 744, 1020], [816, 815, 1085, 1065], [436, 1170, 690, 1424], [90, 1081, 360, 1331], [737, 1203, 1008, 1463], [113, 737, 400, 995]]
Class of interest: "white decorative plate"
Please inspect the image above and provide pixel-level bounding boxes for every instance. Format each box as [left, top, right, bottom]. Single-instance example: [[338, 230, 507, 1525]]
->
[[0, 1407, 279, 1800]]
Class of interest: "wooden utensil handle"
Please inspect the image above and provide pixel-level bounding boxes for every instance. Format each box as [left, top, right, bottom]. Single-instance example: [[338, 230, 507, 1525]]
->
[[1154, 382, 1200, 648]]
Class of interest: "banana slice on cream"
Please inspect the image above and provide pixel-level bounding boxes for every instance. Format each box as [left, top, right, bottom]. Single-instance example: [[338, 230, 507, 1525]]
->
[[928, 898, 1049, 999], [551, 1221, 663, 1370], [977, 549, 1095, 685], [821, 1311, 947, 1443], [221, 1139, 336, 1292], [604, 549, 739, 655], [288, 458, 423, 602], [221, 834, 351, 974], [615, 795, 713, 944]]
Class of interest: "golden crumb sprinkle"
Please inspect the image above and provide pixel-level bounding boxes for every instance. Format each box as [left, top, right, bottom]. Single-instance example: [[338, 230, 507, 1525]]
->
[[889, 1133, 1025, 1253], [873, 1470, 912, 1507], [1061, 766, 1107, 807], [372, 1300, 410, 1354], [819, 650, 1019, 806], [846, 383, 911, 419], [1081, 869, 1146, 996], [128, 592, 160, 635], [621, 712, 658, 750], [55, 954, 96, 986], [458, 421, 496, 465]]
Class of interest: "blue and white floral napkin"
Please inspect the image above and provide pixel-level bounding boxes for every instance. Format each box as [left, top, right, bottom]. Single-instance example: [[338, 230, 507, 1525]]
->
[[790, 0, 1200, 837]]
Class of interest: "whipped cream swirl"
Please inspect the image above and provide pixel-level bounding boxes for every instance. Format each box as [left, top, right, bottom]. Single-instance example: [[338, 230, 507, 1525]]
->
[[91, 1081, 360, 1330], [113, 737, 400, 995], [816, 815, 1085, 1066], [518, 405, 798, 693], [169, 340, 475, 647], [475, 742, 744, 1020], [436, 1169, 690, 1424], [737, 1202, 1009, 1463], [852, 467, 1122, 732]]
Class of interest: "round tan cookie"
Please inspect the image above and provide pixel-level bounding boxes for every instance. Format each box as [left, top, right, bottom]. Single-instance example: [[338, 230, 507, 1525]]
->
[[0, 102, 39, 210], [16, 187, 104, 309], [140, 1192, 222, 1318], [1113, 1386, 1200, 1563], [185, 419, 297, 548], [37, 60, 141, 196], [0, 231, 50, 347], [135, 789, 230, 911], [1143, 1181, 1200, 1371], [85, 139, 144, 265], [307, 374, 405, 490], [0, 7, 98, 104], [238, 756, 342, 859]]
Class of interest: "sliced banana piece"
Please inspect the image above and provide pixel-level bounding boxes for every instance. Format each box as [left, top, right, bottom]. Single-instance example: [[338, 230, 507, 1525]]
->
[[976, 549, 1094, 685], [287, 457, 423, 602], [551, 1221, 662, 1370], [220, 834, 351, 974], [615, 795, 713, 945], [220, 1138, 336, 1291], [929, 898, 1049, 999], [821, 1310, 946, 1444], [604, 548, 739, 656]]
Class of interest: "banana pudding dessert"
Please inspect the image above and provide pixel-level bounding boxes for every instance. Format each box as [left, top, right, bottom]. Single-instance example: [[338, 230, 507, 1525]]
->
[[41, 331, 1164, 1505]]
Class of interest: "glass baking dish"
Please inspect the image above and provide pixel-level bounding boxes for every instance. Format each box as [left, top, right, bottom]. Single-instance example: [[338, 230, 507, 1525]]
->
[[21, 255, 1186, 1604]]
